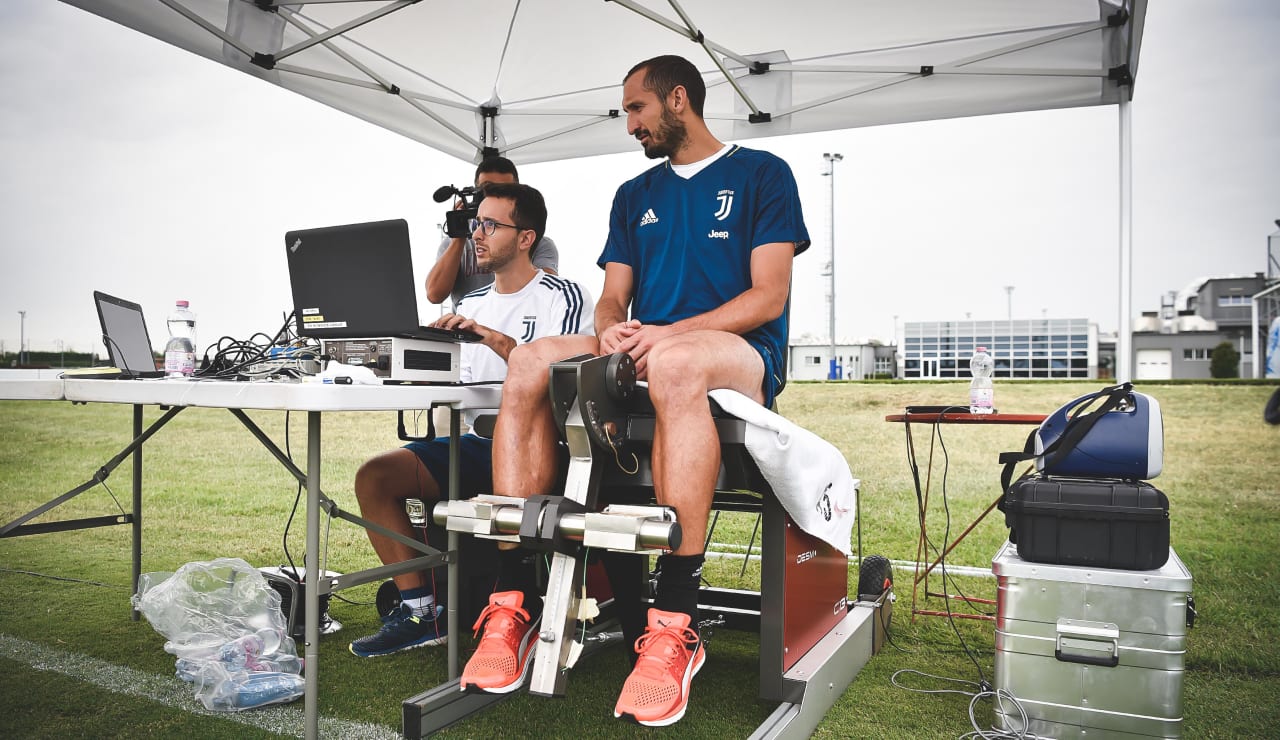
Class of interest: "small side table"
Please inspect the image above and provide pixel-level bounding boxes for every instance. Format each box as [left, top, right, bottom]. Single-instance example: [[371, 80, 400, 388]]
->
[[884, 410, 1047, 622]]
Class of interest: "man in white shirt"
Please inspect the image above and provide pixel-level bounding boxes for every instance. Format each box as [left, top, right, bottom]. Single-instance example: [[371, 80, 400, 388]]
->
[[425, 156, 560, 310], [349, 182, 593, 657]]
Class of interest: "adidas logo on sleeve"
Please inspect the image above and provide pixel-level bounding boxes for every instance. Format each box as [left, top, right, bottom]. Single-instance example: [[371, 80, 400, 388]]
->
[[639, 208, 659, 226]]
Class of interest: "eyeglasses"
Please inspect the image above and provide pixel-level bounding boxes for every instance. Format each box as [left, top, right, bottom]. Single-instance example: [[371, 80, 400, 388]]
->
[[468, 217, 525, 236]]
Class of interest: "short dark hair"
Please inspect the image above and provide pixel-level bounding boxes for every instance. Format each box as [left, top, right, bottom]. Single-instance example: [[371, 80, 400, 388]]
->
[[483, 182, 547, 249], [474, 156, 519, 185], [624, 55, 706, 117]]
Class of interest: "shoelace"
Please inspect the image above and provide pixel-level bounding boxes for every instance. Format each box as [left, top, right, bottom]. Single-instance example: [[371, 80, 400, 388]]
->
[[471, 601, 530, 637], [633, 623, 699, 666]]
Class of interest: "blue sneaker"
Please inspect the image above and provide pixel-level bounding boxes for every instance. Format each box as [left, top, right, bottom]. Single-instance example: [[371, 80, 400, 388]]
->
[[349, 603, 448, 657]]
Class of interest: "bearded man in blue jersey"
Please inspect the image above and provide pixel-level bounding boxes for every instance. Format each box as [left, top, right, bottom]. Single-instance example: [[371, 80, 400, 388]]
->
[[459, 55, 809, 726]]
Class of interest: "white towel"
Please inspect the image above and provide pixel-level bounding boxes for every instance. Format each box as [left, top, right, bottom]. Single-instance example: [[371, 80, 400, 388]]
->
[[708, 389, 858, 556]]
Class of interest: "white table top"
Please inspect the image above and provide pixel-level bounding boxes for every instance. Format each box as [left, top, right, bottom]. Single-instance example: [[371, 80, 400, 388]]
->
[[1, 376, 502, 412], [0, 370, 67, 400]]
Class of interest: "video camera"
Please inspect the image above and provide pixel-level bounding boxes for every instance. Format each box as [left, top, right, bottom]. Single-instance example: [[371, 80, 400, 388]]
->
[[433, 183, 486, 239]]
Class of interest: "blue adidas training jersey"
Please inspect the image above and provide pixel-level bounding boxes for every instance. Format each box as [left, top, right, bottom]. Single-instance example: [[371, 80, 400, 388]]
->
[[598, 145, 810, 400]]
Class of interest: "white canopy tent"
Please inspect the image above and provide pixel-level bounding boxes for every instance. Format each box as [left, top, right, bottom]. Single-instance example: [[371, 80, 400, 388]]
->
[[60, 0, 1147, 376]]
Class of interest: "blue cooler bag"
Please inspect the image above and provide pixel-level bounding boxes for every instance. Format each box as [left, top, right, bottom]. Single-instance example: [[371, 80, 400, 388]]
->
[[1034, 385, 1163, 480]]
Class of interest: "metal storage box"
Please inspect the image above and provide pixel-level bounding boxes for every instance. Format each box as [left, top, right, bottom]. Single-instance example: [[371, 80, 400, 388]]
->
[[992, 541, 1193, 738]]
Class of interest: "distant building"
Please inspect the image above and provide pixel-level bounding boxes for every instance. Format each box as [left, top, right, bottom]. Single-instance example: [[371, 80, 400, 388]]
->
[[788, 341, 897, 380], [1131, 273, 1271, 379], [899, 319, 1098, 380]]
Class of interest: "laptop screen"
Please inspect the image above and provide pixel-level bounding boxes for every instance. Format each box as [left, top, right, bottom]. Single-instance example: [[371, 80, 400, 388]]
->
[[93, 291, 159, 377], [284, 219, 421, 340]]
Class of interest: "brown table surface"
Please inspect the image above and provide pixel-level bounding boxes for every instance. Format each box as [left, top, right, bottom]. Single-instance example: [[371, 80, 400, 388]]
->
[[885, 412, 1047, 424]]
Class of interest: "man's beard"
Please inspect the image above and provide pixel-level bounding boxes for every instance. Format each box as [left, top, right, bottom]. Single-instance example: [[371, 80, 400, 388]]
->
[[639, 105, 687, 160], [478, 244, 516, 273]]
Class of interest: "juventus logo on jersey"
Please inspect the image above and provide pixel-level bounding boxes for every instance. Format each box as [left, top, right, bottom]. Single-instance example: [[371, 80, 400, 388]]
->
[[521, 316, 537, 343], [714, 189, 735, 221]]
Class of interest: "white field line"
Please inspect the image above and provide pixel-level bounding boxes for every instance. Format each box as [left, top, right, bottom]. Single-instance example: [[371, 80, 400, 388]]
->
[[705, 543, 994, 578], [0, 633, 400, 739]]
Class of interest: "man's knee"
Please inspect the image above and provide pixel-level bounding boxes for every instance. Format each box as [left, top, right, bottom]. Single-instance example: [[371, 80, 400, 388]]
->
[[353, 456, 392, 506], [505, 336, 597, 397], [354, 450, 433, 506], [505, 341, 551, 387], [647, 339, 713, 401]]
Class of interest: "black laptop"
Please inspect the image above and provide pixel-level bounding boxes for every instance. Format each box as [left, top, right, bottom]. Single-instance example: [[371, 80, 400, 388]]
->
[[284, 219, 480, 342], [91, 291, 166, 378]]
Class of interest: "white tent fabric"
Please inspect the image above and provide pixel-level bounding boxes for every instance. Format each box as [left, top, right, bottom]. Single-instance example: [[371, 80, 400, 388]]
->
[[57, 0, 1148, 379], [60, 0, 1145, 165]]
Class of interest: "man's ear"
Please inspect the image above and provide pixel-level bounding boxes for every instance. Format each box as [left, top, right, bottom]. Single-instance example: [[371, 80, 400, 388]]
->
[[668, 84, 687, 114], [518, 228, 538, 254]]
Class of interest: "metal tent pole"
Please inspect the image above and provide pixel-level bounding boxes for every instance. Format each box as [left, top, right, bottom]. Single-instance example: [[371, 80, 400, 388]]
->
[[1117, 99, 1133, 382]]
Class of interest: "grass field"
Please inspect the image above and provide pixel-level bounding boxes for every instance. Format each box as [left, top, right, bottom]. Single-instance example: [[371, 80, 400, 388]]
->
[[2, 381, 1278, 738]]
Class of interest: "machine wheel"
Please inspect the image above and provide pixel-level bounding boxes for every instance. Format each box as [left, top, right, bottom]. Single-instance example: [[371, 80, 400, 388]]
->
[[1265, 387, 1280, 426], [857, 555, 893, 599], [376, 578, 402, 618], [605, 352, 636, 400]]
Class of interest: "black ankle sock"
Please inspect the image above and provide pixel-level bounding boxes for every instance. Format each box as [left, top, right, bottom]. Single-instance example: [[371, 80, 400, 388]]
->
[[495, 547, 542, 621], [652, 553, 704, 640]]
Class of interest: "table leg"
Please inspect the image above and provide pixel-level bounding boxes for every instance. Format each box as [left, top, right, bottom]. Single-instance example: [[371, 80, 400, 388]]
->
[[447, 406, 460, 680], [304, 411, 321, 740], [131, 404, 143, 621]]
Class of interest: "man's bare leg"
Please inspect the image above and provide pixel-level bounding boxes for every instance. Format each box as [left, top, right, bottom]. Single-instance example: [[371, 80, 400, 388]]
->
[[646, 330, 766, 556], [349, 448, 450, 656], [491, 334, 598, 497], [353, 448, 440, 592]]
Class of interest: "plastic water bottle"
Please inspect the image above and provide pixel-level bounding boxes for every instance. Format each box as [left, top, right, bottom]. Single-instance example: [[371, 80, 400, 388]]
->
[[969, 346, 994, 415], [208, 671, 306, 710], [164, 300, 197, 377], [217, 634, 265, 669]]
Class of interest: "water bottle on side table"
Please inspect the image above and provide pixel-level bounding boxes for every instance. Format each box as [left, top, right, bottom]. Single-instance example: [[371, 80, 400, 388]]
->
[[164, 300, 197, 377], [969, 346, 994, 414]]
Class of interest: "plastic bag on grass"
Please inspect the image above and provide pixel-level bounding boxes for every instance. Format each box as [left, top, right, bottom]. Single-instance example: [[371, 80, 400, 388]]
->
[[133, 558, 304, 711], [193, 662, 305, 711]]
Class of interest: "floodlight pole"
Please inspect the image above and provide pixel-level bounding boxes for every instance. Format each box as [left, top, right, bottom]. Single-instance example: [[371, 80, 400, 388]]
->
[[823, 152, 843, 380], [18, 310, 26, 366], [1004, 286, 1014, 322]]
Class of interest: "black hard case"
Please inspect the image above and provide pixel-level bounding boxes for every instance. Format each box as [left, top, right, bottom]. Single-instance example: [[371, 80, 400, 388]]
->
[[1004, 476, 1169, 570]]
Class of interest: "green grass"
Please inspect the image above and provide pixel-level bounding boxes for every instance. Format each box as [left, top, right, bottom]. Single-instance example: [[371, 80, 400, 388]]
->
[[1, 382, 1278, 738]]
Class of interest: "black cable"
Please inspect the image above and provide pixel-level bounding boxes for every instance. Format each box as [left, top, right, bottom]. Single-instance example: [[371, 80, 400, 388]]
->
[[931, 415, 993, 619], [100, 333, 136, 376], [195, 310, 319, 379], [932, 417, 991, 686], [891, 669, 1046, 739], [282, 409, 303, 579]]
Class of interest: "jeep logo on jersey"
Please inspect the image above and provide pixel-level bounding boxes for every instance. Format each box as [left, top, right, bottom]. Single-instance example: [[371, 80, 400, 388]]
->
[[707, 229, 729, 239], [521, 316, 536, 342], [714, 189, 734, 220]]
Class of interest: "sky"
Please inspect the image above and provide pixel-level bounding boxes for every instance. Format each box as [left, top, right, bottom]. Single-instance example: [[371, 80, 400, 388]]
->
[[1, 1, 1278, 358]]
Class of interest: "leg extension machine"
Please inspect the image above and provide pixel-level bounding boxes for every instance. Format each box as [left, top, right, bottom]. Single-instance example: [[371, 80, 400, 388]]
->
[[403, 354, 890, 738]]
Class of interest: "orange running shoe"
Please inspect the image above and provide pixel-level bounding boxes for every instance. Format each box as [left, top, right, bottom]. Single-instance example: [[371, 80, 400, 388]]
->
[[613, 608, 706, 727], [459, 591, 540, 694]]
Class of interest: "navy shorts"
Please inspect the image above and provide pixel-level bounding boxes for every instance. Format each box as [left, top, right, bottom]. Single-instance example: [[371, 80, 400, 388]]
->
[[744, 335, 783, 409], [404, 434, 494, 497]]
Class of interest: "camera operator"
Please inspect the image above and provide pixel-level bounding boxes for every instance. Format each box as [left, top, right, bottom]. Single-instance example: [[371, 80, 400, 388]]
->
[[425, 156, 559, 310]]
